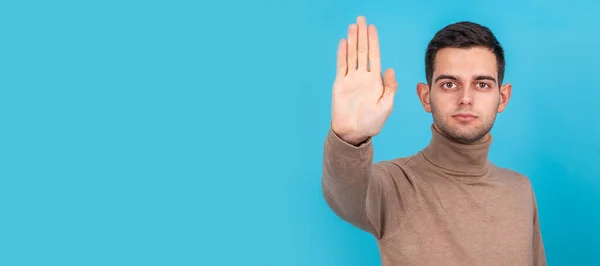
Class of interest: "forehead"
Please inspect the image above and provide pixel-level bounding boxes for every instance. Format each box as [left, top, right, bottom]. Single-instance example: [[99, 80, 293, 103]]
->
[[433, 47, 498, 79]]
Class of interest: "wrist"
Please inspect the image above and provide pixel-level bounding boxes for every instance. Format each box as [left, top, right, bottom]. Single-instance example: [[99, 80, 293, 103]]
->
[[331, 128, 368, 146]]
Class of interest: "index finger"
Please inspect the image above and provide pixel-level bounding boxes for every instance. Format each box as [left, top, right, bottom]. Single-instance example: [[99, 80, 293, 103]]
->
[[368, 24, 381, 73]]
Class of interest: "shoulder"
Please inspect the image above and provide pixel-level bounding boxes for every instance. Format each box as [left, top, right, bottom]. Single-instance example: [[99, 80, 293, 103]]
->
[[374, 154, 418, 169], [370, 154, 420, 180], [492, 165, 534, 192]]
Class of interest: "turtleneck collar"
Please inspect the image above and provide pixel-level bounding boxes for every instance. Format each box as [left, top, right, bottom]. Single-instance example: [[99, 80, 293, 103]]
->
[[421, 124, 492, 174]]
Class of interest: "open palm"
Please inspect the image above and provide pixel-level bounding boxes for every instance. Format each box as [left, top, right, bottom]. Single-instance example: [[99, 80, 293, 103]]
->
[[331, 16, 398, 145]]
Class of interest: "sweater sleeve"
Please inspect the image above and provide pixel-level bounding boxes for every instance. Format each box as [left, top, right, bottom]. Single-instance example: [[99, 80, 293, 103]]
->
[[532, 192, 547, 265], [321, 127, 413, 240]]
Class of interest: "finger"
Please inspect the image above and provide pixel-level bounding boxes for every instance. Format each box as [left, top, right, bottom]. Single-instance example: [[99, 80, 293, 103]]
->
[[347, 24, 357, 73], [381, 68, 398, 104], [368, 24, 381, 73], [356, 16, 368, 70], [336, 39, 347, 78]]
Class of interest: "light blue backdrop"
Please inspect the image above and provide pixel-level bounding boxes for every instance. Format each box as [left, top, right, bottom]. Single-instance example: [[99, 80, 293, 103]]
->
[[1, 0, 598, 265]]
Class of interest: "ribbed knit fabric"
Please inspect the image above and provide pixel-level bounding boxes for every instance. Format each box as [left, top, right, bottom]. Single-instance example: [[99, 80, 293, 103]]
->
[[321, 124, 546, 265]]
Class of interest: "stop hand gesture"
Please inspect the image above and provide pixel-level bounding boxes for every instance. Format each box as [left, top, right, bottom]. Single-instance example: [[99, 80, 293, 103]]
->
[[331, 16, 398, 146]]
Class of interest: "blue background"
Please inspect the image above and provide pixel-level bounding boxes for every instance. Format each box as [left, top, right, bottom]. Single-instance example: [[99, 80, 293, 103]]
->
[[1, 0, 598, 265]]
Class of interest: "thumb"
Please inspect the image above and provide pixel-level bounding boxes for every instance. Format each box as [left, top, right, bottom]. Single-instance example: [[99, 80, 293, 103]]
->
[[382, 68, 398, 102]]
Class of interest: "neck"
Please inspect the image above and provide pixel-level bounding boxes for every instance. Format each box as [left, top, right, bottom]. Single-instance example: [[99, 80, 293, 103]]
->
[[421, 124, 492, 174]]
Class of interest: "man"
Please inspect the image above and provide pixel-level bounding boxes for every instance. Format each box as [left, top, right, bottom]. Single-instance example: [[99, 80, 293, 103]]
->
[[322, 15, 546, 265]]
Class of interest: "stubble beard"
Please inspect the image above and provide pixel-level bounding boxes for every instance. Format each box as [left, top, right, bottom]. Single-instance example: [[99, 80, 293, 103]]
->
[[430, 102, 497, 144]]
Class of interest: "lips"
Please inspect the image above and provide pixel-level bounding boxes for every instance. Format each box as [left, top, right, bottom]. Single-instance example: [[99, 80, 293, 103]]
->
[[453, 113, 477, 122]]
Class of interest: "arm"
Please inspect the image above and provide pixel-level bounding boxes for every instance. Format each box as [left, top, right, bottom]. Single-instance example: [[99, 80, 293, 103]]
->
[[532, 192, 547, 265], [322, 15, 405, 239], [321, 127, 409, 239]]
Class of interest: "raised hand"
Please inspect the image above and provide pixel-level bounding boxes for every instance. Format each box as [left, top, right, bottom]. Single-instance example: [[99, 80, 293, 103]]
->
[[331, 16, 398, 146]]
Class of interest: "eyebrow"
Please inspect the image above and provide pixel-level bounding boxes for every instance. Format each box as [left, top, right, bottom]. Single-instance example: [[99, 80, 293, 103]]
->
[[434, 74, 497, 84], [474, 75, 497, 84]]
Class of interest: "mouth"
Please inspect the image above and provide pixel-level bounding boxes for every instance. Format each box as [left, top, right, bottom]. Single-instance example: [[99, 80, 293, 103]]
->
[[452, 113, 477, 122]]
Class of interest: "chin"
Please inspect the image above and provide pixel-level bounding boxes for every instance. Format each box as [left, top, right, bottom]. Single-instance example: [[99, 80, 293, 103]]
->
[[431, 107, 496, 143], [440, 120, 490, 144]]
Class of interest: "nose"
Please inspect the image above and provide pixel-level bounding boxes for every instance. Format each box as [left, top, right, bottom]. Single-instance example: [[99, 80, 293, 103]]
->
[[458, 88, 473, 106]]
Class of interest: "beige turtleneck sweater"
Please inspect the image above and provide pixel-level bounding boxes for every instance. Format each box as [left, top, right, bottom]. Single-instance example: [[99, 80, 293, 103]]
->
[[321, 124, 546, 265]]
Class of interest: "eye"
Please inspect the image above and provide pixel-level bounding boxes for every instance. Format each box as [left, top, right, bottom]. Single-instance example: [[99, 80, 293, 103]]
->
[[442, 82, 456, 89], [477, 82, 490, 89]]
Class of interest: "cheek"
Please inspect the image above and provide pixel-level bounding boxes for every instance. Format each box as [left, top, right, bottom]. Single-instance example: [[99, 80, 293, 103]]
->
[[431, 97, 454, 115], [476, 98, 500, 119], [482, 95, 501, 111]]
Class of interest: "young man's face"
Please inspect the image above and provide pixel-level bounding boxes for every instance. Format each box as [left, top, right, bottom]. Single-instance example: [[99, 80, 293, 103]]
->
[[417, 46, 512, 144]]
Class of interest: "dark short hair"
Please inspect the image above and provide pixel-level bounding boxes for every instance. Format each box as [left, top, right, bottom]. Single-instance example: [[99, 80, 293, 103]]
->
[[425, 21, 505, 86]]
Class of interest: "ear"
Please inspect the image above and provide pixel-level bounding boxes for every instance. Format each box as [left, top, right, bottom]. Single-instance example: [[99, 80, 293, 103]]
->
[[416, 82, 431, 113], [497, 82, 512, 113]]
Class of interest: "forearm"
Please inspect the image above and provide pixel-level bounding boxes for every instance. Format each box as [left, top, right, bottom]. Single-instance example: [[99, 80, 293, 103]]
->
[[321, 127, 375, 231]]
